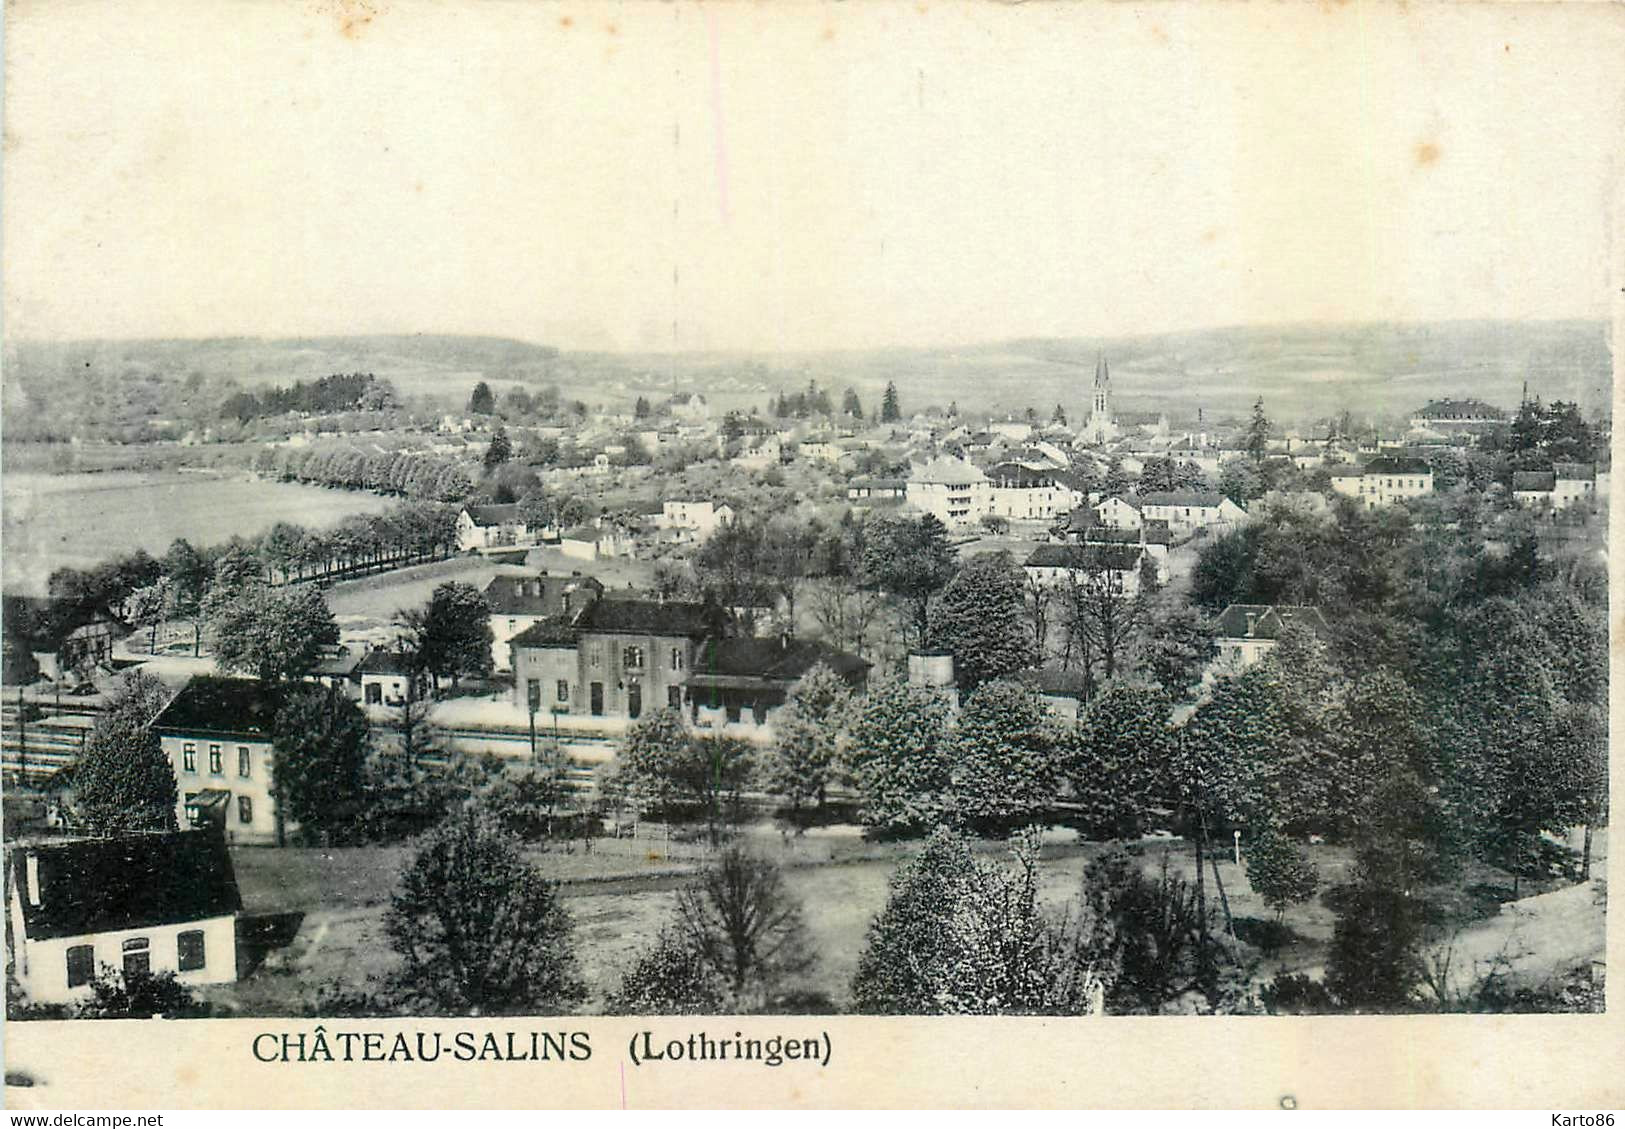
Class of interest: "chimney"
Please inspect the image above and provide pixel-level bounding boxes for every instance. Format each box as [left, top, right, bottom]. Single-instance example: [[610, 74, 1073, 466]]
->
[[1244, 612, 1257, 638], [25, 853, 41, 906]]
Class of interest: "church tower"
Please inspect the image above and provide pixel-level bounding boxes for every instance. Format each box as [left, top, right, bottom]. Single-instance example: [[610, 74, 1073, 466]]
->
[[1084, 355, 1119, 445]]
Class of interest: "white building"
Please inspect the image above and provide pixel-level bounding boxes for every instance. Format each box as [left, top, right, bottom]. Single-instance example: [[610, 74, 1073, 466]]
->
[[1095, 495, 1144, 531], [658, 500, 735, 541], [456, 504, 534, 551], [905, 457, 992, 527], [6, 832, 241, 1005], [1329, 456, 1434, 508], [1211, 604, 1330, 675], [1512, 463, 1599, 511], [1137, 490, 1247, 536], [986, 463, 1079, 523]]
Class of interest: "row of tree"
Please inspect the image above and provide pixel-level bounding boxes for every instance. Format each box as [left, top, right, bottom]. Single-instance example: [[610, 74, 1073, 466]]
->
[[253, 444, 474, 502], [220, 373, 399, 423]]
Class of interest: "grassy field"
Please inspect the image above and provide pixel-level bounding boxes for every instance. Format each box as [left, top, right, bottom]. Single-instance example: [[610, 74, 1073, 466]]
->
[[1, 470, 397, 594]]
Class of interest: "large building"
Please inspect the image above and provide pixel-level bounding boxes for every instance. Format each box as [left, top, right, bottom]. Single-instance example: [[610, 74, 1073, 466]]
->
[[904, 457, 991, 527], [1329, 456, 1434, 508], [1137, 490, 1247, 536], [483, 572, 605, 671], [6, 831, 242, 1005], [1211, 604, 1330, 673], [985, 462, 1082, 523], [151, 676, 284, 845], [509, 599, 726, 722]]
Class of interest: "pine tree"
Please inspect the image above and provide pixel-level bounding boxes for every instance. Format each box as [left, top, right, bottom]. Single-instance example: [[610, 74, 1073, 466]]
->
[[842, 387, 864, 420], [880, 381, 901, 423], [468, 381, 496, 415]]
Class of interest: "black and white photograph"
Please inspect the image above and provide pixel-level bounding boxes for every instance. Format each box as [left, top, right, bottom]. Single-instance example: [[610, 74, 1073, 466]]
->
[[2, 0, 1621, 1110]]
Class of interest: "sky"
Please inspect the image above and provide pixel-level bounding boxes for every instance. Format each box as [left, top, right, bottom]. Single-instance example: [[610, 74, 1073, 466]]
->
[[4, 0, 1623, 353]]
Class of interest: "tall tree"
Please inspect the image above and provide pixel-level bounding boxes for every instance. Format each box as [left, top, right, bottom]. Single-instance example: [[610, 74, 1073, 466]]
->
[[208, 584, 339, 683], [1246, 397, 1271, 462], [271, 685, 370, 846], [862, 514, 957, 649], [880, 381, 901, 423], [402, 582, 494, 691], [765, 663, 855, 818], [468, 381, 496, 416], [72, 671, 178, 835], [482, 426, 512, 470], [846, 681, 953, 836], [841, 387, 864, 420], [926, 551, 1034, 692], [672, 846, 814, 1006], [948, 681, 1060, 835], [1060, 683, 1175, 839], [384, 805, 585, 1015]]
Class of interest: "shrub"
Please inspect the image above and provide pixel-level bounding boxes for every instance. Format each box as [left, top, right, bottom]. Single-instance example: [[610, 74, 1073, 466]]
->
[[1243, 826, 1318, 919]]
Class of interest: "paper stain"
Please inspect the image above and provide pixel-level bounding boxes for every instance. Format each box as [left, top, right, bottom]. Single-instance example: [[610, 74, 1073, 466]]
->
[[1414, 140, 1442, 167], [559, 15, 573, 29], [323, 0, 380, 40]]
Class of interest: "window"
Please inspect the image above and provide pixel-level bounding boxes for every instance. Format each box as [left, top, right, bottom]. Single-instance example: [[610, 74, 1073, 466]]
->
[[623, 645, 645, 669], [365, 682, 382, 705], [668, 686, 682, 709], [556, 679, 569, 703], [209, 744, 222, 775], [66, 945, 94, 989], [182, 743, 197, 773], [670, 647, 684, 670], [589, 648, 601, 669], [238, 746, 251, 778], [122, 937, 151, 978], [177, 930, 206, 972], [239, 796, 253, 824], [725, 702, 742, 724]]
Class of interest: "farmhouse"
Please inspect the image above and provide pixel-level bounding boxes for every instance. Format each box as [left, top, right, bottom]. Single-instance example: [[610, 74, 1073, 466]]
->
[[357, 649, 430, 708], [1094, 496, 1143, 531], [0, 596, 132, 683], [456, 503, 535, 551], [5, 831, 241, 1006], [483, 572, 605, 671], [1514, 462, 1598, 511], [151, 676, 283, 844], [656, 500, 735, 542]]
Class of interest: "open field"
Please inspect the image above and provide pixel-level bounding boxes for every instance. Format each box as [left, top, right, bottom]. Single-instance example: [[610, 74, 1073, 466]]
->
[[1, 470, 397, 595]]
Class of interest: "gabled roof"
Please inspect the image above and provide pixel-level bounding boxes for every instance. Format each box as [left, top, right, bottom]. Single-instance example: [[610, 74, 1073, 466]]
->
[[689, 636, 870, 686], [463, 503, 525, 526], [1139, 490, 1228, 508], [509, 619, 580, 648], [1512, 471, 1557, 493], [9, 831, 242, 941], [1024, 544, 1145, 572], [985, 463, 1055, 488], [908, 457, 988, 486], [358, 649, 418, 677], [1, 597, 131, 653], [1097, 494, 1140, 510], [1554, 462, 1596, 482], [1214, 604, 1329, 641], [1357, 456, 1432, 476], [1412, 398, 1505, 421], [482, 573, 605, 616], [573, 599, 724, 638], [1018, 667, 1090, 699], [152, 676, 282, 739]]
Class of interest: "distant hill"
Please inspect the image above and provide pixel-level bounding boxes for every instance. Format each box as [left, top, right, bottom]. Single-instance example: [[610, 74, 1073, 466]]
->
[[4, 320, 1611, 429]]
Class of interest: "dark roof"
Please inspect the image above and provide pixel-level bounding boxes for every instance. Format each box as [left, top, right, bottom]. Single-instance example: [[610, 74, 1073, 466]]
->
[[482, 573, 604, 616], [1554, 462, 1596, 481], [1060, 505, 1099, 532], [1143, 519, 1173, 545], [8, 831, 242, 941], [1413, 398, 1505, 421], [1512, 471, 1557, 493], [358, 649, 418, 676], [152, 676, 282, 739], [1139, 490, 1228, 508], [985, 463, 1055, 488], [509, 618, 580, 648], [573, 599, 724, 638], [1214, 604, 1329, 641], [1357, 456, 1432, 476], [689, 637, 869, 686], [463, 503, 525, 526], [309, 645, 363, 678], [1024, 544, 1145, 572]]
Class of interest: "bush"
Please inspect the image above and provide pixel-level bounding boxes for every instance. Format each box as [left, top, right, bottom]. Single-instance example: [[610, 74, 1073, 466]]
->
[[1243, 826, 1318, 919], [1260, 973, 1339, 1016], [607, 929, 727, 1015], [1324, 882, 1424, 1012], [1232, 916, 1299, 958], [75, 967, 210, 1020]]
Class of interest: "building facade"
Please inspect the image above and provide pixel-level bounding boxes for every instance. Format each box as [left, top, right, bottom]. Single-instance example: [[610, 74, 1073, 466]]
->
[[1329, 457, 1434, 508], [152, 677, 283, 844]]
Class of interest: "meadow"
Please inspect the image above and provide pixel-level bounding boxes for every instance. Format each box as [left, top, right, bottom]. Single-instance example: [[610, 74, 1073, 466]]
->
[[1, 469, 397, 594]]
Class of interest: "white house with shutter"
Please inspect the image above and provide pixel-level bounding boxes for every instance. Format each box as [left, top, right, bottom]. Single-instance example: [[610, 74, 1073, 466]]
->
[[5, 832, 241, 1005], [905, 457, 992, 527]]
